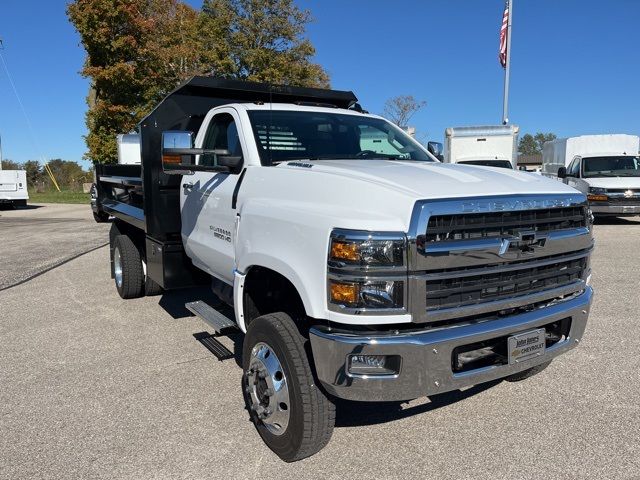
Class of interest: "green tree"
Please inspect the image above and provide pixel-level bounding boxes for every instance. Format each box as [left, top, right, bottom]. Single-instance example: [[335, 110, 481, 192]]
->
[[68, 0, 204, 165], [200, 0, 329, 87], [1, 159, 21, 170], [533, 132, 557, 153], [518, 132, 557, 155], [23, 160, 42, 187], [45, 160, 91, 190], [518, 134, 538, 155], [68, 0, 329, 165]]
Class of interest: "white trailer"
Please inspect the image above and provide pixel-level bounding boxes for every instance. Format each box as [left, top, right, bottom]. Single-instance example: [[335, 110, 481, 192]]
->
[[542, 134, 640, 216], [0, 169, 29, 207], [444, 125, 519, 169]]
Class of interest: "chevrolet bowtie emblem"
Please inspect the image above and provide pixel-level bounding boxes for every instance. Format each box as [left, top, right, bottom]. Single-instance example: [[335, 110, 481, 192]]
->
[[499, 230, 548, 256], [624, 190, 634, 198]]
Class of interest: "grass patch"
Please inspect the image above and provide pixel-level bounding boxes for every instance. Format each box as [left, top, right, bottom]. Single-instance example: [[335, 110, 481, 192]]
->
[[28, 190, 90, 204]]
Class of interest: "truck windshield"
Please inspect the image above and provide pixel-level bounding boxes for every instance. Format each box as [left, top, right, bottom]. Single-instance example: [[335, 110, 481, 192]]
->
[[582, 156, 640, 177], [247, 110, 433, 164], [457, 160, 513, 169]]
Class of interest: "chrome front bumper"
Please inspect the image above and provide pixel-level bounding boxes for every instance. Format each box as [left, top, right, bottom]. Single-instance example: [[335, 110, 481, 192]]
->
[[310, 287, 592, 402], [590, 203, 640, 216]]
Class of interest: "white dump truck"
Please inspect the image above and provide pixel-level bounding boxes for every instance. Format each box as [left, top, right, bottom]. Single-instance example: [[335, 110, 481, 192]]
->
[[444, 125, 520, 169], [542, 134, 640, 217], [95, 77, 594, 461], [0, 167, 29, 208]]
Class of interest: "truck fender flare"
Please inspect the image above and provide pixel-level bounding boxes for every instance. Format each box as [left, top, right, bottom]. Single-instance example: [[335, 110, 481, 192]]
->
[[234, 256, 314, 333]]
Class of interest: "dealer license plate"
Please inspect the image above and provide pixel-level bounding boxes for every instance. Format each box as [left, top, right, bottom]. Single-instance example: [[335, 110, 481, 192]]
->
[[507, 328, 546, 365]]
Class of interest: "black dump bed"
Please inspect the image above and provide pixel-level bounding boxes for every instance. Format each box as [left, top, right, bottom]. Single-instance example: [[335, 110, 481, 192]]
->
[[95, 76, 357, 288]]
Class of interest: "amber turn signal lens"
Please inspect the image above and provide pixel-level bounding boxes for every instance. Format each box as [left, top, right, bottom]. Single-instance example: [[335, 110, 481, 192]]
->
[[330, 241, 360, 262], [162, 154, 182, 165], [330, 282, 359, 305], [587, 194, 608, 202]]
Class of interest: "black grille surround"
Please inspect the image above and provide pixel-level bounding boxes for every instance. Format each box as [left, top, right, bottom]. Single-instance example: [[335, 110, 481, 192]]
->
[[425, 255, 587, 311], [424, 206, 587, 242]]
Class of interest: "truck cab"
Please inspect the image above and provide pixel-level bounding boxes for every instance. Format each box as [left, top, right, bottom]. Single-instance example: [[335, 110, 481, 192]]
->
[[95, 77, 594, 462]]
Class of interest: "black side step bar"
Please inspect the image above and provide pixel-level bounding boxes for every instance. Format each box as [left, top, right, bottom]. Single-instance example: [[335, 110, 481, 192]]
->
[[193, 332, 234, 361]]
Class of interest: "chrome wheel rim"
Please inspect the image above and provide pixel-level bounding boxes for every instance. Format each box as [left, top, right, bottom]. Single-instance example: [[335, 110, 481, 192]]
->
[[245, 342, 290, 435], [114, 248, 123, 289]]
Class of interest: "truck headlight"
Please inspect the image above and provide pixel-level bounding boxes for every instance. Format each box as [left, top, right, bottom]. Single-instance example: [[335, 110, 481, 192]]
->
[[327, 229, 407, 312], [329, 230, 405, 268], [329, 279, 404, 309], [587, 187, 608, 202]]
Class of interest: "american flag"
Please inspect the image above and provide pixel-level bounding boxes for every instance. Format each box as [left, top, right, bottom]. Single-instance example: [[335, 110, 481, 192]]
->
[[499, 1, 510, 68]]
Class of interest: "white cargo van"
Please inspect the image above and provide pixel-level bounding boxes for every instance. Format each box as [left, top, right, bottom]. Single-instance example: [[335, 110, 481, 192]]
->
[[542, 134, 640, 216], [444, 125, 519, 169], [0, 169, 29, 207]]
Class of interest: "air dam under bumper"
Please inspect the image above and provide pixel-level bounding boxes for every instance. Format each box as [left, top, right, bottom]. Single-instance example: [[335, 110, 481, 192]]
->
[[309, 287, 592, 402]]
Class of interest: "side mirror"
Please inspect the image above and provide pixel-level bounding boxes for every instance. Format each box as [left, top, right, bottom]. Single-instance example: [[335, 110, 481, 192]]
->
[[162, 131, 196, 174], [427, 141, 444, 161], [557, 166, 567, 179], [162, 131, 238, 174], [218, 155, 243, 173]]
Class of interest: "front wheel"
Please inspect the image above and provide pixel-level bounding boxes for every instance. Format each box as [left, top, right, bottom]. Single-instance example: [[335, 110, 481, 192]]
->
[[242, 313, 335, 462]]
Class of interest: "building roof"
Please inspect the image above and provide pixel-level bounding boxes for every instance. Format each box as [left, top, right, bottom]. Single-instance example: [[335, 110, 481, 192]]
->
[[518, 154, 542, 165]]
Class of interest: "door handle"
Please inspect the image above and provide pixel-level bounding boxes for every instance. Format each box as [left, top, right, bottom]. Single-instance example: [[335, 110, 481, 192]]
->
[[183, 182, 194, 191]]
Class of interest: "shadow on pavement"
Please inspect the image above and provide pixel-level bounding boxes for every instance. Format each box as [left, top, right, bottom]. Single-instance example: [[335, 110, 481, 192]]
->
[[159, 290, 502, 427], [334, 380, 502, 428], [0, 204, 43, 211], [157, 286, 230, 319], [594, 216, 640, 225]]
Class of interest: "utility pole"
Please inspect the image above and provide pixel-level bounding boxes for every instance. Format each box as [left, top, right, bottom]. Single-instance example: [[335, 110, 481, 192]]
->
[[0, 37, 3, 169], [502, 0, 513, 125]]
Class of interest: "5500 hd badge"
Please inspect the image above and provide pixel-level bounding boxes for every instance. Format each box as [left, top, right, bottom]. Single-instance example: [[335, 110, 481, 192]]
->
[[210, 226, 232, 242]]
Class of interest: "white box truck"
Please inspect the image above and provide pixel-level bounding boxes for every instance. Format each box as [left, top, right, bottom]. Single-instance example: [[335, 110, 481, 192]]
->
[[542, 134, 640, 217], [444, 125, 519, 169]]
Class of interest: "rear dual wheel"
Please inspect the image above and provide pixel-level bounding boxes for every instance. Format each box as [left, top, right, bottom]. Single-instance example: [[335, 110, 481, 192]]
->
[[112, 234, 163, 299]]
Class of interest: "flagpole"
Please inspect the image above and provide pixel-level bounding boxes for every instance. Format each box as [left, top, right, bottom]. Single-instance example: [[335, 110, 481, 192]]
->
[[502, 0, 513, 125]]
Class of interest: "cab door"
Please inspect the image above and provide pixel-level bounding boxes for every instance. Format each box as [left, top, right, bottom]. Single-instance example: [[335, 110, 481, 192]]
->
[[180, 108, 246, 284], [566, 156, 586, 193]]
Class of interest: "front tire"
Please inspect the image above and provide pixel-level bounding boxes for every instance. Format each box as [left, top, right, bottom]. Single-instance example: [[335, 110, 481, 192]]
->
[[242, 313, 335, 462], [113, 235, 145, 299]]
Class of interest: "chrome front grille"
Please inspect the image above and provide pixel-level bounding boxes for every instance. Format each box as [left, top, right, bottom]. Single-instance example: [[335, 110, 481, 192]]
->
[[425, 254, 587, 311], [424, 206, 587, 242], [407, 194, 593, 324]]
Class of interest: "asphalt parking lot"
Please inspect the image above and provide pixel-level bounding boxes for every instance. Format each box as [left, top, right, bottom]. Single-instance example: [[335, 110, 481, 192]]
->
[[1, 204, 639, 480], [0, 204, 109, 290]]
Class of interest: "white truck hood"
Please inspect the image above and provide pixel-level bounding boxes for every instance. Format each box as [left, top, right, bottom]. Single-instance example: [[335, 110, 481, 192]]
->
[[583, 177, 640, 190], [279, 160, 578, 199]]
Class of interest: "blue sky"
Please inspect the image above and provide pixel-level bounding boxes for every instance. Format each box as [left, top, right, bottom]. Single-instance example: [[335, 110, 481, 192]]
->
[[1, 0, 639, 168]]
